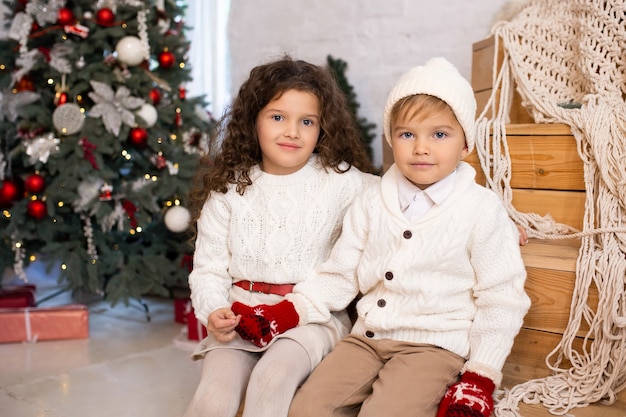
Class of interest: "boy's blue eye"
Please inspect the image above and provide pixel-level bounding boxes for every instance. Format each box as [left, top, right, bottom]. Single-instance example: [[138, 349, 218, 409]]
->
[[434, 131, 447, 139], [400, 132, 413, 139]]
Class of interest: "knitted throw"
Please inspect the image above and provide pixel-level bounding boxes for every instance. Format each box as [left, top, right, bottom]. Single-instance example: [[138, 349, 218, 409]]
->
[[473, 0, 626, 415]]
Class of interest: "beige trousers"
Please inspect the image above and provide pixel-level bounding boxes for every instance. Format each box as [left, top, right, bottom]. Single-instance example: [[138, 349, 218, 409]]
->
[[288, 334, 464, 417]]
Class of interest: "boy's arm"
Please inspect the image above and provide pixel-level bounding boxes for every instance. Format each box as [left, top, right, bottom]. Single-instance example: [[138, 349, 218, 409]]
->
[[464, 199, 531, 385]]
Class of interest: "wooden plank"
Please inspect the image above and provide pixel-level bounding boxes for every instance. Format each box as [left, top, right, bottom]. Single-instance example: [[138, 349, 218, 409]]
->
[[471, 35, 499, 92], [465, 124, 582, 191], [475, 87, 534, 123], [523, 266, 597, 336], [506, 123, 572, 136], [507, 134, 584, 191], [512, 188, 585, 230], [520, 238, 579, 272], [465, 151, 487, 186], [505, 328, 580, 373], [515, 400, 626, 417], [471, 36, 534, 123]]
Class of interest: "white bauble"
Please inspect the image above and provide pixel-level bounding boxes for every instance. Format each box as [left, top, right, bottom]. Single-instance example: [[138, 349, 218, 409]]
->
[[164, 205, 191, 233], [52, 103, 85, 135], [115, 36, 146, 66], [135, 103, 158, 128]]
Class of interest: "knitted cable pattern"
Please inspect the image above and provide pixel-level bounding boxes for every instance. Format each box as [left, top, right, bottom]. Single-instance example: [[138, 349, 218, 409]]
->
[[473, 0, 626, 415]]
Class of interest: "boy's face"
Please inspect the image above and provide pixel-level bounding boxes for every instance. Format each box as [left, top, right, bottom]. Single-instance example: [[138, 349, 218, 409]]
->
[[390, 108, 468, 190]]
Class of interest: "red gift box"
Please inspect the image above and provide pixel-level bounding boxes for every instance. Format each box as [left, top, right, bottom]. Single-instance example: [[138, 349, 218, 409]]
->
[[186, 307, 207, 341], [174, 297, 190, 324], [0, 284, 36, 308], [0, 304, 89, 343]]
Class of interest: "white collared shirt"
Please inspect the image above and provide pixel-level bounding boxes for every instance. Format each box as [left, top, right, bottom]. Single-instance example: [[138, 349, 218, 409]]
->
[[397, 170, 457, 221]]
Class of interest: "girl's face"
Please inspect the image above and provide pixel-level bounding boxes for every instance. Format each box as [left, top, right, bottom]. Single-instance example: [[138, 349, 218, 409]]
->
[[390, 107, 468, 190], [256, 89, 321, 175]]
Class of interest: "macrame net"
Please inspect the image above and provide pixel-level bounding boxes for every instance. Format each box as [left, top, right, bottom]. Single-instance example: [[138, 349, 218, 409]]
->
[[473, 0, 626, 415]]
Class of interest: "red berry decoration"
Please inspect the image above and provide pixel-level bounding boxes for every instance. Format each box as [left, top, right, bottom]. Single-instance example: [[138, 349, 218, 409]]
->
[[25, 173, 46, 194], [178, 86, 186, 100], [158, 51, 176, 69], [95, 7, 115, 26], [149, 88, 161, 105], [57, 7, 76, 26], [128, 127, 148, 148], [0, 179, 23, 208], [27, 200, 47, 220]]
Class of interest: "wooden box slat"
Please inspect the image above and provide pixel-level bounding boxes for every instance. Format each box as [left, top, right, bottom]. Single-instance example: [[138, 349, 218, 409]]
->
[[512, 189, 585, 230], [472, 35, 534, 123], [471, 36, 500, 92]]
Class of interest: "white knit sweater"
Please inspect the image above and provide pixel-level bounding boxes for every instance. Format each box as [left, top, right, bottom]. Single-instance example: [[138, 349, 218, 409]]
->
[[289, 161, 530, 385], [189, 155, 377, 325]]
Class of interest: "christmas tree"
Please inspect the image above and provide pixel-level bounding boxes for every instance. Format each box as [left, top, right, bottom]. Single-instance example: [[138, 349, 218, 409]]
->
[[327, 55, 377, 165], [0, 0, 215, 306]]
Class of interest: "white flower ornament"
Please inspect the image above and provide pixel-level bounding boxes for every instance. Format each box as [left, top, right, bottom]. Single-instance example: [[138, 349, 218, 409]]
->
[[88, 80, 144, 137]]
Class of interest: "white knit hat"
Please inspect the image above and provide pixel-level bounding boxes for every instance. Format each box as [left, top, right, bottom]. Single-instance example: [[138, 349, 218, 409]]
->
[[383, 57, 477, 153]]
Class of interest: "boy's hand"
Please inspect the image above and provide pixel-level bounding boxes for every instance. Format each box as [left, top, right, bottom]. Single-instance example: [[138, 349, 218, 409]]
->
[[231, 300, 299, 347], [517, 224, 529, 246], [436, 372, 495, 417]]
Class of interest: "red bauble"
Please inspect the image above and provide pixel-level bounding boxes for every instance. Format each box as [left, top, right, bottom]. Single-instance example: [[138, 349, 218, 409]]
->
[[95, 7, 115, 26], [25, 173, 46, 194], [57, 7, 76, 26], [27, 200, 47, 220], [0, 179, 23, 207], [158, 51, 176, 69], [128, 127, 149, 147], [55, 91, 68, 106], [149, 88, 161, 105]]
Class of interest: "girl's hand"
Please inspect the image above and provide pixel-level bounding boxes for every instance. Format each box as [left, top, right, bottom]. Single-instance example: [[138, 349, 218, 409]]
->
[[206, 307, 241, 342]]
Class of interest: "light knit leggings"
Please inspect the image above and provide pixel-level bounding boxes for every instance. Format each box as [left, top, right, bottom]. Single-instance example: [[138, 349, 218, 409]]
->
[[183, 338, 311, 417]]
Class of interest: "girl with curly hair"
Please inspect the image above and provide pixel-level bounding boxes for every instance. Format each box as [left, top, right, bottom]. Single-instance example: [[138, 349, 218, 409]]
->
[[183, 55, 377, 417]]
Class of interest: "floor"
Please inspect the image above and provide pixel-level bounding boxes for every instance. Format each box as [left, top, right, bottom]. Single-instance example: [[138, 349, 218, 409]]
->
[[0, 262, 202, 417]]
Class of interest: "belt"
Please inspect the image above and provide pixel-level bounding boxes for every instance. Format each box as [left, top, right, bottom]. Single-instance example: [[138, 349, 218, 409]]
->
[[233, 280, 295, 296]]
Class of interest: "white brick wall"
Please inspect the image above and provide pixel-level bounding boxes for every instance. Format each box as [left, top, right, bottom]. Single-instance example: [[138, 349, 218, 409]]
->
[[228, 0, 510, 167]]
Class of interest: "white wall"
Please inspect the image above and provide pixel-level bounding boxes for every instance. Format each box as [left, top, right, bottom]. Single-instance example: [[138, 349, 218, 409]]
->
[[227, 0, 510, 168]]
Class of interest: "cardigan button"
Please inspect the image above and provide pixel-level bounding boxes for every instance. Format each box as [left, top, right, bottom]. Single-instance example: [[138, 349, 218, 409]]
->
[[403, 230, 412, 239], [384, 271, 393, 280], [365, 330, 375, 338], [377, 299, 386, 308]]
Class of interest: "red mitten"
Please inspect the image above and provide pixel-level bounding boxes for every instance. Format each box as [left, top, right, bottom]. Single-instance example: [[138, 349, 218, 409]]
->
[[231, 300, 299, 347], [436, 372, 495, 417]]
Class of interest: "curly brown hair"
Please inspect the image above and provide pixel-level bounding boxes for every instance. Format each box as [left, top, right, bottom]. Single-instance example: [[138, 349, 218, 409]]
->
[[187, 55, 376, 243]]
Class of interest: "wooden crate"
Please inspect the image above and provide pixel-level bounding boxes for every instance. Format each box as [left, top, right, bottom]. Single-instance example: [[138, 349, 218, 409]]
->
[[465, 123, 585, 230], [472, 36, 534, 123]]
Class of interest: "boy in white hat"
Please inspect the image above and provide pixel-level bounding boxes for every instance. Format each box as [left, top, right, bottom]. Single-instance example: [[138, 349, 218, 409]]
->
[[232, 57, 531, 417]]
